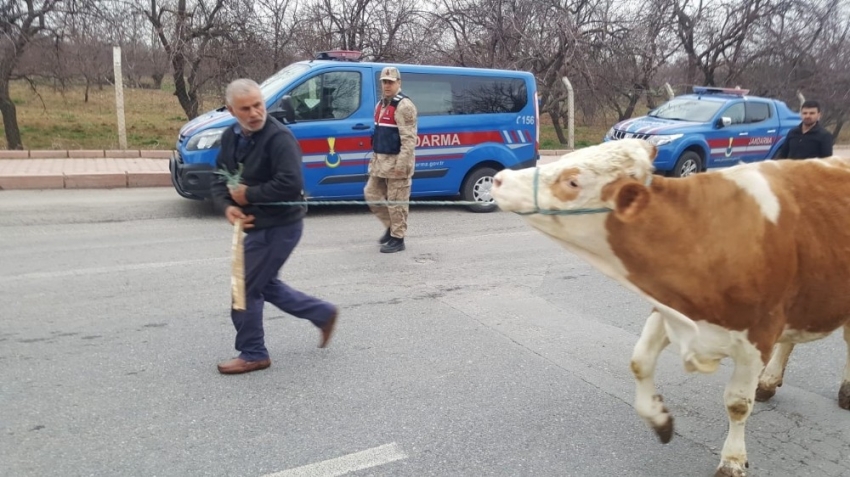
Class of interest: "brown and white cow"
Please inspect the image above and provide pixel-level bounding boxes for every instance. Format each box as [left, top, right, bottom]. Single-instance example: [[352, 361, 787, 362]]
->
[[490, 139, 850, 477]]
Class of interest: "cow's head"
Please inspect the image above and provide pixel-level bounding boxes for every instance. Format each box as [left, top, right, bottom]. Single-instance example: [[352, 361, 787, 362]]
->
[[491, 139, 657, 245]]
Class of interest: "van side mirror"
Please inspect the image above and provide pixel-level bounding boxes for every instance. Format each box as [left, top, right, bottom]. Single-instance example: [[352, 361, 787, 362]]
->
[[717, 116, 732, 128], [280, 95, 296, 124]]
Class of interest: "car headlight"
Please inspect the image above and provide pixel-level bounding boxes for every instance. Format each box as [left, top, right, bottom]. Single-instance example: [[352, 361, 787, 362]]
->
[[185, 127, 226, 151], [646, 134, 683, 146]]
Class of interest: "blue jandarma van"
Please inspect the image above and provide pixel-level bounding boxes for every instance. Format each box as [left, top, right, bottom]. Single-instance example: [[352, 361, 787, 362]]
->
[[170, 50, 540, 212]]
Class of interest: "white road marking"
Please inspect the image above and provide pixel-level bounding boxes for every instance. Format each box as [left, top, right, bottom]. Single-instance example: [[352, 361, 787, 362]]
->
[[261, 443, 408, 477]]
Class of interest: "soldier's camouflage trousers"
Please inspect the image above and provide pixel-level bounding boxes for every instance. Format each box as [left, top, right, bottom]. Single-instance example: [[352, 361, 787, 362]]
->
[[363, 175, 411, 238]]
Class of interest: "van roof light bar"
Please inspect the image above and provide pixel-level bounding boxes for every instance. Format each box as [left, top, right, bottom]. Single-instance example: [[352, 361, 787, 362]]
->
[[693, 85, 749, 96], [315, 50, 362, 62]]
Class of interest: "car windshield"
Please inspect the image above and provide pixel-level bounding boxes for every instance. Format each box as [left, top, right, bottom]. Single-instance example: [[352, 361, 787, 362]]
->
[[648, 98, 724, 122], [260, 64, 310, 100]]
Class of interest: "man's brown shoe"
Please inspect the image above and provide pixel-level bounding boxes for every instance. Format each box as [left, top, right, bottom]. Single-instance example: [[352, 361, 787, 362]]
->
[[217, 357, 271, 375], [319, 309, 338, 348]]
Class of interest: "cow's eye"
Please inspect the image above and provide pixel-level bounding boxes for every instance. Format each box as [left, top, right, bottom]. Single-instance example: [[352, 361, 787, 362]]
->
[[568, 179, 579, 188]]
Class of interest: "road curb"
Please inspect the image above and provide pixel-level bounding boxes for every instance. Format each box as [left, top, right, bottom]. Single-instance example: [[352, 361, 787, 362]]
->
[[128, 171, 172, 188], [0, 174, 65, 190], [0, 150, 175, 159], [0, 172, 172, 190], [64, 172, 128, 189]]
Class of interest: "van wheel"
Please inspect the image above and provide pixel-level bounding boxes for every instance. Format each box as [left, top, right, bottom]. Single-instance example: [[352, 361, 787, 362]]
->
[[670, 151, 702, 177], [461, 166, 499, 213]]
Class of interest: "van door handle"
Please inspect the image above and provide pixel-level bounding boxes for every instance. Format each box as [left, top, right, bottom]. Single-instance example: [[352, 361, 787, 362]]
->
[[738, 132, 748, 136], [352, 124, 371, 130], [767, 129, 776, 133]]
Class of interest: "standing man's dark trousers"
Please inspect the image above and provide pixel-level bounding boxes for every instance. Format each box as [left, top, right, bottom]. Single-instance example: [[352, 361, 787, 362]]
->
[[231, 220, 336, 361]]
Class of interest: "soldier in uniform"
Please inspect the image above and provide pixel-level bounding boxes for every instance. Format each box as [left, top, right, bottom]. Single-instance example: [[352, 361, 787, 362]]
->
[[365, 66, 418, 253]]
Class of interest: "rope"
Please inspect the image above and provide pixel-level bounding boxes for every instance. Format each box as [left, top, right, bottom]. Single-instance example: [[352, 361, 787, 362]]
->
[[216, 167, 488, 207], [215, 167, 637, 215]]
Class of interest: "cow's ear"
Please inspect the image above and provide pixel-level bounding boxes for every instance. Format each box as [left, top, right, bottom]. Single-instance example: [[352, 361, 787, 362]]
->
[[613, 182, 650, 222]]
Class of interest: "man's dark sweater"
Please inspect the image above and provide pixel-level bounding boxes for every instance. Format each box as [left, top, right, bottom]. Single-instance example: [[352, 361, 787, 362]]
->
[[776, 122, 833, 159], [210, 117, 306, 230]]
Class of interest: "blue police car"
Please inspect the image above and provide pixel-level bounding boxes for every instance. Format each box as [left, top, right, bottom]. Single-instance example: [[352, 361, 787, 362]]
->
[[603, 87, 801, 177]]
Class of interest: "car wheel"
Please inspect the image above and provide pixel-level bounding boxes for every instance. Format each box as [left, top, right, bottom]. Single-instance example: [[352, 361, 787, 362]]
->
[[671, 151, 702, 177], [461, 166, 499, 213]]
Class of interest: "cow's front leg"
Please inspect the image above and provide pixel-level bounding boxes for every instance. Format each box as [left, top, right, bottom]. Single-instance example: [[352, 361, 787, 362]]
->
[[840, 323, 850, 410], [630, 309, 673, 443], [715, 344, 763, 477], [755, 342, 795, 402]]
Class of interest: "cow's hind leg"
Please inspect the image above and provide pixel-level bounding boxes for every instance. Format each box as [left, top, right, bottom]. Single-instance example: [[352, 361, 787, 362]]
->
[[840, 323, 850, 410], [715, 344, 763, 477], [755, 342, 795, 402], [630, 310, 673, 443]]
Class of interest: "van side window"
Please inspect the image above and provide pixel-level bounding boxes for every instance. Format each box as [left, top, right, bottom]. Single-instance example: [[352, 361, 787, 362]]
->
[[745, 102, 771, 123], [288, 71, 361, 121], [379, 73, 528, 116]]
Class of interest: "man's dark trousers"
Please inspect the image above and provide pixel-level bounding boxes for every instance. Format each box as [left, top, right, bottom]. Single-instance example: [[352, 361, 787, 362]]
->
[[231, 220, 335, 361]]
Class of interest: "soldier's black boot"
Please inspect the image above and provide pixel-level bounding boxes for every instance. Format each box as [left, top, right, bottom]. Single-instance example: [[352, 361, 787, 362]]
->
[[380, 237, 405, 253], [378, 228, 392, 245]]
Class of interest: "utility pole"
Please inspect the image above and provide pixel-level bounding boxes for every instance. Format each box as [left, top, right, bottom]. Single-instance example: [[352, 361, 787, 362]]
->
[[113, 46, 128, 149]]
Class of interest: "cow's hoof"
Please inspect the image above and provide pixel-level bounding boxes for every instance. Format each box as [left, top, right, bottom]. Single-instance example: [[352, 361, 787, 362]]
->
[[754, 385, 776, 402], [714, 461, 748, 477], [654, 415, 674, 444], [839, 381, 850, 410]]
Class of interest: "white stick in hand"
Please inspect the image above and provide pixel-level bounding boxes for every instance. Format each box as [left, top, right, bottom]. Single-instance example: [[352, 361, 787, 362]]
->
[[231, 217, 246, 311]]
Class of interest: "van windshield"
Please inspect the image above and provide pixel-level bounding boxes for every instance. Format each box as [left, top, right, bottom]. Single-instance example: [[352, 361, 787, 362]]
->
[[648, 98, 724, 122], [260, 64, 310, 100]]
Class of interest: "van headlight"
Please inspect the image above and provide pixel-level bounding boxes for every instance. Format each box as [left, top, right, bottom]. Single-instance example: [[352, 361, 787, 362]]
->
[[646, 134, 683, 146], [186, 127, 226, 151], [604, 127, 615, 140]]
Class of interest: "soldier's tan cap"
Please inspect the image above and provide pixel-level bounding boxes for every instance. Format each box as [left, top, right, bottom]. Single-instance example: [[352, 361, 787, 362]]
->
[[380, 67, 401, 81]]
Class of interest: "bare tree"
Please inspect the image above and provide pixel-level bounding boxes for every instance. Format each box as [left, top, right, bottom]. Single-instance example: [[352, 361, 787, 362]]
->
[[295, 0, 424, 62], [584, 0, 677, 121], [434, 0, 580, 143], [0, 0, 65, 149], [3, 0, 849, 150], [257, 0, 299, 71], [750, 0, 850, 138], [141, 0, 230, 119], [59, 9, 114, 101], [670, 0, 777, 86]]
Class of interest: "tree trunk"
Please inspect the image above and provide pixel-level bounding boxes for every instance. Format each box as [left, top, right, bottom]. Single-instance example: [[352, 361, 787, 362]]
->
[[84, 77, 90, 103], [549, 111, 567, 145], [0, 79, 23, 150], [620, 92, 641, 121], [171, 67, 199, 119]]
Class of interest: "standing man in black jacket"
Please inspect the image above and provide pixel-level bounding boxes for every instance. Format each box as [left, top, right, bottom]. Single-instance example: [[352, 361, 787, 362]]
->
[[776, 100, 833, 159], [210, 79, 338, 375]]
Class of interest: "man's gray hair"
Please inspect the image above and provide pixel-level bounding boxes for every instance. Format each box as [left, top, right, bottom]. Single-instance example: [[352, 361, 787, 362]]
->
[[225, 79, 261, 105]]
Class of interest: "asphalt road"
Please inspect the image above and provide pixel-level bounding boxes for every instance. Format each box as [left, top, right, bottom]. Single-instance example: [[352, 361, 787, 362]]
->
[[1, 189, 848, 477]]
